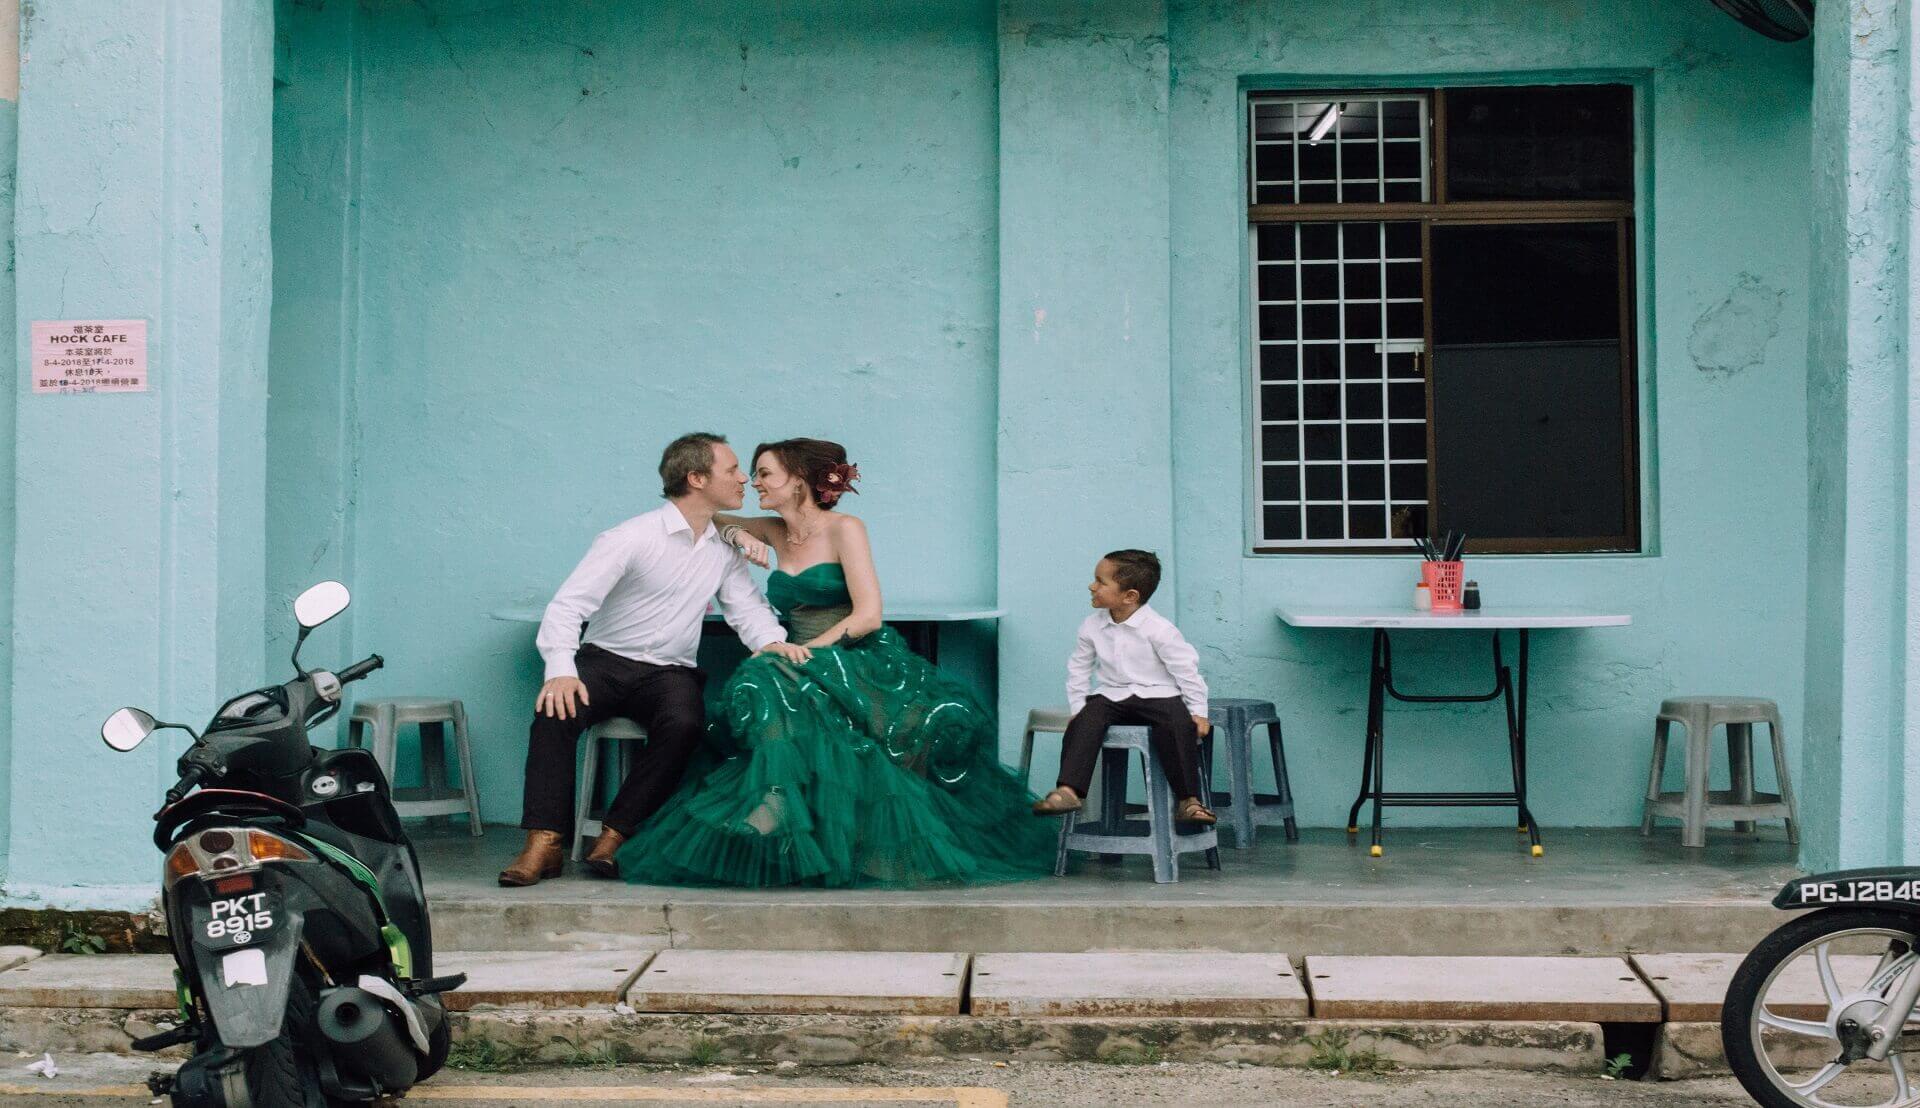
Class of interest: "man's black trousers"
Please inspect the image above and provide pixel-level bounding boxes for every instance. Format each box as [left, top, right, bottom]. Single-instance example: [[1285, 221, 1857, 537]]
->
[[519, 644, 707, 837]]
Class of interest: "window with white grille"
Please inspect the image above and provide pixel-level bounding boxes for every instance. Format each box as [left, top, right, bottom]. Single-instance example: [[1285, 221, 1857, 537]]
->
[[1248, 87, 1640, 553]]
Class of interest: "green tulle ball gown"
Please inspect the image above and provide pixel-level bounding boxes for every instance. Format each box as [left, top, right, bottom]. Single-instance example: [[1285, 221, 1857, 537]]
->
[[615, 562, 1057, 887]]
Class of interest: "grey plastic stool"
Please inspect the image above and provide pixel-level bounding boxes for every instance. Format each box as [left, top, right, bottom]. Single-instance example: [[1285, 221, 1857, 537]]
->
[[346, 698, 481, 836], [1016, 706, 1072, 792], [1054, 725, 1221, 883], [1643, 696, 1799, 848], [1206, 698, 1299, 850], [572, 717, 650, 860]]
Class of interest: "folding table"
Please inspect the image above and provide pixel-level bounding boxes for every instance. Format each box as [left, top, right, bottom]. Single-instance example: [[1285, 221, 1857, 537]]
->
[[1275, 606, 1631, 857]]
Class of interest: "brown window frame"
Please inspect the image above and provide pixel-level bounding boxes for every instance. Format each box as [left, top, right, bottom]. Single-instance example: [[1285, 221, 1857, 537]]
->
[[1247, 86, 1641, 556]]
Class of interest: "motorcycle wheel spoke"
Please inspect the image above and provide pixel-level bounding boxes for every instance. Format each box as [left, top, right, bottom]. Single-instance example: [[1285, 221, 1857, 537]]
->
[[1792, 1061, 1846, 1096], [1763, 1008, 1840, 1040], [1820, 943, 1846, 1009]]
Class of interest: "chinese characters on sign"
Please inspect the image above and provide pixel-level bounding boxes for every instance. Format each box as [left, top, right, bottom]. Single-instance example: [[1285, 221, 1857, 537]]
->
[[31, 320, 148, 394]]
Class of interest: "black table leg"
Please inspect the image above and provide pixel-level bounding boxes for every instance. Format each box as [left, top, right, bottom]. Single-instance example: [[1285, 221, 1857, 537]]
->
[[1347, 629, 1384, 836], [1349, 626, 1543, 858], [1518, 628, 1539, 855]]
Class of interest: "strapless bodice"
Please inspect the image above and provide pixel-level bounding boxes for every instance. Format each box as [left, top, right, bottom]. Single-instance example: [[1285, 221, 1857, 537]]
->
[[768, 563, 853, 644]]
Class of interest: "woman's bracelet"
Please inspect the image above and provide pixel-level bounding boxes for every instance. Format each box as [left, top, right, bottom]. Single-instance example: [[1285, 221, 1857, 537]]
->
[[718, 523, 745, 545]]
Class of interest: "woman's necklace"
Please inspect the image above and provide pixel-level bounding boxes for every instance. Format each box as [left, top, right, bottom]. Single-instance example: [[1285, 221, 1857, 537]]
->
[[783, 513, 822, 549]]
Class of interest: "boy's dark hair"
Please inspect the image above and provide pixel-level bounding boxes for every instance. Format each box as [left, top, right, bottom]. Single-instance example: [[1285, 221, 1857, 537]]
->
[[660, 432, 728, 498], [1102, 549, 1162, 603]]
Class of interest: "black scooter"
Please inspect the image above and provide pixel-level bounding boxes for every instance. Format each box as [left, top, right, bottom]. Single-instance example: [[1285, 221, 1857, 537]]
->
[[102, 581, 463, 1106], [1723, 869, 1920, 1107]]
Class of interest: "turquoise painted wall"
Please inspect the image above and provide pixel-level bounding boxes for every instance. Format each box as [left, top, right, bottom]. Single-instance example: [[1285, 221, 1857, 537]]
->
[[1168, 0, 1813, 827], [269, 0, 1001, 815], [0, 93, 17, 883], [268, 0, 1813, 833]]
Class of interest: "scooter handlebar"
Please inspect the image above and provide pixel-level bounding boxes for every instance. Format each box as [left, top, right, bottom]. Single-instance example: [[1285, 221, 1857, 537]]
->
[[163, 764, 208, 808], [336, 654, 384, 684]]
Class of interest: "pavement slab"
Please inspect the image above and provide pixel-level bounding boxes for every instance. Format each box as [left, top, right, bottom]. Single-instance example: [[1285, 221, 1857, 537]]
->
[[437, 949, 656, 1010], [969, 952, 1308, 1017], [0, 954, 176, 1009], [1631, 951, 1884, 1021], [624, 949, 970, 1015], [1305, 955, 1662, 1022], [0, 947, 41, 974]]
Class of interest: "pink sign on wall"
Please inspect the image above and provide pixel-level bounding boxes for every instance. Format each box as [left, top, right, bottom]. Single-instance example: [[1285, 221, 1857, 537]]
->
[[31, 319, 148, 394]]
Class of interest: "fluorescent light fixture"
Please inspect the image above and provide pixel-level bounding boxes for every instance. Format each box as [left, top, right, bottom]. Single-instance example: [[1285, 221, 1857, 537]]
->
[[1308, 103, 1341, 144]]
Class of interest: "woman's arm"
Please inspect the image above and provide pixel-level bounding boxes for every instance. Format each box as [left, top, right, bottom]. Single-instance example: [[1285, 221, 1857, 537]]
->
[[801, 515, 885, 646], [715, 514, 783, 568]]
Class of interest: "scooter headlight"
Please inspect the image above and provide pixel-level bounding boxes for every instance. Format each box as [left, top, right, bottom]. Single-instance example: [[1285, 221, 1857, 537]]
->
[[163, 828, 314, 887]]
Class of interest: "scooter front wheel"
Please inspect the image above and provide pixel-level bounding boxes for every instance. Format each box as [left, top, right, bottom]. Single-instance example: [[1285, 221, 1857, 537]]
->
[[1723, 907, 1920, 1108]]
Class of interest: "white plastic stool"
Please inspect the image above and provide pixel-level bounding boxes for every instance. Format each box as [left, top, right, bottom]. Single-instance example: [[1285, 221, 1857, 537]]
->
[[1643, 696, 1799, 848], [1054, 725, 1220, 883], [346, 698, 481, 836], [572, 717, 650, 860]]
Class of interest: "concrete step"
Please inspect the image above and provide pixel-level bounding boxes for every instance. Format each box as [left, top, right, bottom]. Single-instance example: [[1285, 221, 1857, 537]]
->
[[440, 950, 656, 1010], [970, 952, 1308, 1017], [625, 949, 971, 1015], [1631, 950, 1881, 1021], [0, 953, 176, 1009], [1304, 955, 1662, 1023]]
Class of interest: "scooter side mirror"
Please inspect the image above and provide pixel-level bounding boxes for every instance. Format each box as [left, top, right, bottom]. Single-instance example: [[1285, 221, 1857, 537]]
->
[[293, 581, 351, 630], [102, 707, 158, 752]]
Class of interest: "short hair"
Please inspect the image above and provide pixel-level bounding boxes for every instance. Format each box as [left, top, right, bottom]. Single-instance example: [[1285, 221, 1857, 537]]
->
[[659, 432, 728, 499], [1102, 549, 1162, 603]]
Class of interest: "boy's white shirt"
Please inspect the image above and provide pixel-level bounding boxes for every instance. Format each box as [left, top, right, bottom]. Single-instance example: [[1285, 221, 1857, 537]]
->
[[1065, 603, 1209, 718]]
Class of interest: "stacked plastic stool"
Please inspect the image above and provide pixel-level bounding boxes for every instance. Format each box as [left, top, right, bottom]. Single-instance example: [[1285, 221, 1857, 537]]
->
[[572, 716, 650, 860], [1205, 697, 1299, 849], [346, 698, 482, 836], [1053, 724, 1221, 883]]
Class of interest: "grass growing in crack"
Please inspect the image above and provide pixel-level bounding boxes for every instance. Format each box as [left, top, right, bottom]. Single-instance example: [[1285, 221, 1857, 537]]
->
[[687, 1035, 724, 1066], [450, 1038, 624, 1072], [447, 1039, 533, 1073], [1603, 1053, 1633, 1079], [1095, 1044, 1166, 1065], [1304, 1029, 1394, 1076]]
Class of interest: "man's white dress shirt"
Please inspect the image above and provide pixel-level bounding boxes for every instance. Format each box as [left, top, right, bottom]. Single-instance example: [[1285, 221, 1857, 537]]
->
[[1066, 603, 1209, 718], [536, 504, 787, 681]]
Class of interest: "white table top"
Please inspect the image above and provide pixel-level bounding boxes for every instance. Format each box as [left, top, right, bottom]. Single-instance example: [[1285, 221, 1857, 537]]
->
[[489, 605, 1006, 625], [1276, 605, 1632, 630]]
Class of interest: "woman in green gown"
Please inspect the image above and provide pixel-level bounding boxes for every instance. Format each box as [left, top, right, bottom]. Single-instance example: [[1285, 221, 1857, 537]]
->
[[615, 438, 1056, 888]]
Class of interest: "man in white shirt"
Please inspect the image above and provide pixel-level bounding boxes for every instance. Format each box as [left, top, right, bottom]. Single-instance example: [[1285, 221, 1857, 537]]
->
[[500, 432, 810, 886], [1032, 549, 1216, 825]]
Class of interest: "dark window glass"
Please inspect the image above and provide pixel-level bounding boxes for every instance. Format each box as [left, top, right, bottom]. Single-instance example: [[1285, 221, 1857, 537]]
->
[[1429, 221, 1628, 541], [1444, 85, 1633, 202], [1263, 505, 1302, 540]]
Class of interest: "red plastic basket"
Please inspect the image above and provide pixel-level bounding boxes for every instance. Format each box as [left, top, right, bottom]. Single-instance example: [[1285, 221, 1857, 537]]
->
[[1422, 560, 1464, 610]]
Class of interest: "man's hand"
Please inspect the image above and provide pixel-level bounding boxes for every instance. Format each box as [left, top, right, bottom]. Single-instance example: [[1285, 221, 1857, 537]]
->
[[537, 676, 590, 720], [760, 641, 813, 665], [1193, 713, 1212, 738], [732, 531, 772, 569]]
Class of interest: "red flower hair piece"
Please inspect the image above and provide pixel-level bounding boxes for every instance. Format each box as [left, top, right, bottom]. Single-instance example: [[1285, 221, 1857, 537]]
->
[[815, 462, 862, 507]]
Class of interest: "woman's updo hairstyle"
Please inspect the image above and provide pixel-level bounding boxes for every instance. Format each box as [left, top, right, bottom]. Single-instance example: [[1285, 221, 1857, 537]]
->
[[753, 438, 862, 510]]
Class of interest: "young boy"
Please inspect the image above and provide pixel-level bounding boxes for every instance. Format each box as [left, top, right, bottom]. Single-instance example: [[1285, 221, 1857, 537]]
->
[[1033, 549, 1216, 825]]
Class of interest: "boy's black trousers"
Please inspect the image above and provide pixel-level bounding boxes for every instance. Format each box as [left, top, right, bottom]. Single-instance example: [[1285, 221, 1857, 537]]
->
[[1057, 694, 1203, 799]]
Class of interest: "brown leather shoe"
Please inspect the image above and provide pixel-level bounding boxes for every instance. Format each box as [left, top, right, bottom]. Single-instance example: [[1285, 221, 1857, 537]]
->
[[583, 827, 627, 879], [497, 829, 566, 887], [1032, 786, 1083, 816]]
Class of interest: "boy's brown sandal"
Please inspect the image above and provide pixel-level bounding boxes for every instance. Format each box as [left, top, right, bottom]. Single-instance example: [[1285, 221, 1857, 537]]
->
[[1032, 786, 1083, 815], [1177, 798, 1218, 825]]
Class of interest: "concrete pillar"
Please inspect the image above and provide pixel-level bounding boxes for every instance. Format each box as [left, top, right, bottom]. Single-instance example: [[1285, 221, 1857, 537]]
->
[[5, 0, 273, 895], [995, 1, 1174, 759], [1801, 0, 1920, 869]]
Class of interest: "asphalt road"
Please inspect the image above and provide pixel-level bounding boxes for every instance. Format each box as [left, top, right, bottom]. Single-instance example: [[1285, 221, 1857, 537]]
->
[[1, 1054, 1763, 1106]]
